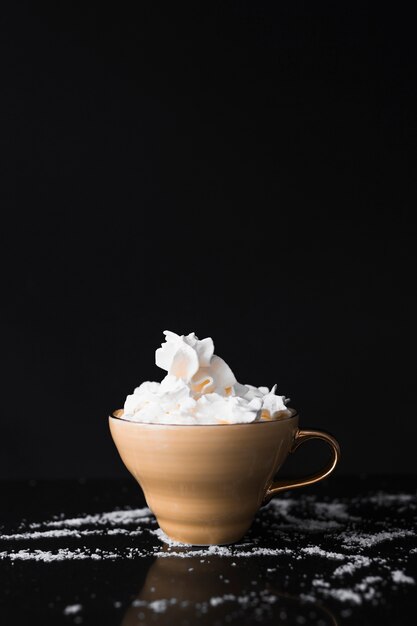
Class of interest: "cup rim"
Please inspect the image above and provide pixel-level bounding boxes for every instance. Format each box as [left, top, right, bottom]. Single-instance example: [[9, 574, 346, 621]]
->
[[109, 407, 298, 426]]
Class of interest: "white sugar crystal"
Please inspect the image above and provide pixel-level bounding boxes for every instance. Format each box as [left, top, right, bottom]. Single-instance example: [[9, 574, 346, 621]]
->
[[392, 570, 415, 585], [63, 604, 82, 615], [301, 546, 346, 560], [342, 529, 415, 548], [319, 588, 363, 605]]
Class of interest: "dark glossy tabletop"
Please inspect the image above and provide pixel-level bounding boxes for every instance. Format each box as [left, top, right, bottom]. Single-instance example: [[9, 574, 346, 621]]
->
[[1, 476, 416, 625]]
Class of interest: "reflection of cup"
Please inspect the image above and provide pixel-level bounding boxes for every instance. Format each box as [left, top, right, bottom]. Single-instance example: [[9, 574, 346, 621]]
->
[[120, 551, 339, 626], [109, 409, 340, 545]]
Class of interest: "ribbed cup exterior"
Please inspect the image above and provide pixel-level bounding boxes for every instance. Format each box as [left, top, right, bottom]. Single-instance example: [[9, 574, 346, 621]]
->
[[109, 412, 298, 545]]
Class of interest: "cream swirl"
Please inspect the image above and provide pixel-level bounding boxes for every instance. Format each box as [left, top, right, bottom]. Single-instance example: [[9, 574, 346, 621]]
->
[[123, 331, 291, 424], [155, 331, 236, 396]]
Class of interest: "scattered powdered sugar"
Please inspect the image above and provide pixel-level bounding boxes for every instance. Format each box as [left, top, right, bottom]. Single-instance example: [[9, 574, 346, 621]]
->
[[133, 590, 281, 617], [300, 546, 346, 560], [358, 575, 383, 585], [318, 587, 363, 605], [155, 546, 294, 559], [267, 498, 346, 531], [311, 501, 356, 521], [367, 493, 415, 506], [333, 555, 371, 577], [0, 529, 86, 541], [208, 592, 275, 607], [341, 529, 416, 549], [0, 548, 124, 562], [391, 570, 415, 585], [354, 576, 384, 601], [0, 528, 143, 541], [156, 545, 235, 558], [28, 507, 152, 530], [1, 488, 416, 612], [133, 598, 178, 613], [132, 590, 282, 623], [311, 574, 386, 605], [245, 547, 293, 557]]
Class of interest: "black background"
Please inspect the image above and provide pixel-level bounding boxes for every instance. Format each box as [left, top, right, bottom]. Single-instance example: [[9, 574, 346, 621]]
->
[[1, 1, 416, 480]]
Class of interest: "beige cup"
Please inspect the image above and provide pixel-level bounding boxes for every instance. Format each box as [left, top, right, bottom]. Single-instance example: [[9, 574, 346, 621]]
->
[[109, 409, 340, 545]]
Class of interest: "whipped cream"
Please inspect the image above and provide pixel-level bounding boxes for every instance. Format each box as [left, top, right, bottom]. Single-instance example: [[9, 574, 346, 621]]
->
[[123, 331, 291, 425]]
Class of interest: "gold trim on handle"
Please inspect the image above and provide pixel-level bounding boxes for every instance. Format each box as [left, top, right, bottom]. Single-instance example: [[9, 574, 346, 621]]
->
[[263, 428, 341, 505]]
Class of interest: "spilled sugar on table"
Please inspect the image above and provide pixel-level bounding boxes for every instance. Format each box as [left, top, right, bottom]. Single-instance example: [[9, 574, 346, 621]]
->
[[0, 476, 416, 626]]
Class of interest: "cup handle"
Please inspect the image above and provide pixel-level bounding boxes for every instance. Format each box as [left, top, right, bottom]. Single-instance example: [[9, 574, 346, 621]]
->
[[263, 429, 341, 505]]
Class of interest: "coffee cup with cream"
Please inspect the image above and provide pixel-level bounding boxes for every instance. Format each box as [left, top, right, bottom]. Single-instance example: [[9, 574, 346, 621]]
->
[[109, 331, 340, 545]]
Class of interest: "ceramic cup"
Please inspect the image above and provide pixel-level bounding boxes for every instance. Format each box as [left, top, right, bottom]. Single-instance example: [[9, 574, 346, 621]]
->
[[109, 409, 340, 545]]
